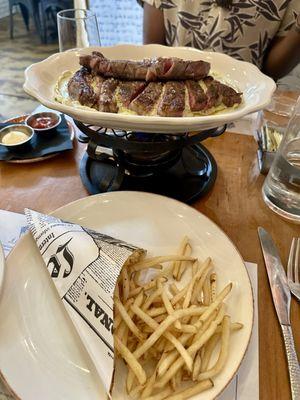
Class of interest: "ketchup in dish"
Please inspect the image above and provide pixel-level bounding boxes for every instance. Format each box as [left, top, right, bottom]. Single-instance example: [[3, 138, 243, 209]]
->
[[30, 116, 56, 129]]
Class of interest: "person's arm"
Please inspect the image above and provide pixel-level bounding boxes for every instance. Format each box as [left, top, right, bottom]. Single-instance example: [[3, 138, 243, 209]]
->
[[143, 3, 166, 45], [263, 16, 300, 80]]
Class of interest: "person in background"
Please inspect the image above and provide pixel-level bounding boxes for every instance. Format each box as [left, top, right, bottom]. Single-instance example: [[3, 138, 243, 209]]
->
[[138, 0, 300, 81]]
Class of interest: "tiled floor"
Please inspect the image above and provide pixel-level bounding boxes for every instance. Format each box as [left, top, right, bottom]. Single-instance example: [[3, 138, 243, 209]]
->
[[0, 14, 58, 121]]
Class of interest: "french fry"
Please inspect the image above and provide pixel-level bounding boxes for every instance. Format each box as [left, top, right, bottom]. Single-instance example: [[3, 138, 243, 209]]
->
[[215, 322, 243, 333], [131, 304, 194, 372], [210, 272, 217, 302], [133, 306, 208, 361], [142, 287, 163, 311], [198, 315, 231, 380], [144, 387, 173, 400], [162, 287, 181, 330], [156, 306, 224, 388], [171, 286, 189, 306], [128, 286, 143, 299], [199, 283, 232, 323], [121, 266, 130, 302], [174, 324, 197, 334], [132, 254, 195, 272], [126, 369, 136, 393], [172, 236, 189, 279], [129, 384, 144, 399], [115, 298, 145, 341], [114, 336, 146, 385], [169, 283, 180, 296], [163, 379, 213, 400], [141, 371, 156, 398], [193, 262, 212, 304], [114, 298, 133, 330], [148, 307, 167, 317], [203, 275, 211, 306], [200, 332, 220, 373], [122, 325, 129, 346], [182, 258, 211, 309], [177, 243, 192, 281], [115, 239, 242, 400], [192, 352, 202, 381]]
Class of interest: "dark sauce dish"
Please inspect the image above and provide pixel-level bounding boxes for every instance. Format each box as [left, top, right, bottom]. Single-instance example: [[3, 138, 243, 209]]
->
[[26, 112, 61, 137], [0, 124, 34, 151]]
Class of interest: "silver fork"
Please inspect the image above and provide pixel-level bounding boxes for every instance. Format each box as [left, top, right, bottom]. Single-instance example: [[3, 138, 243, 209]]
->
[[287, 238, 300, 300]]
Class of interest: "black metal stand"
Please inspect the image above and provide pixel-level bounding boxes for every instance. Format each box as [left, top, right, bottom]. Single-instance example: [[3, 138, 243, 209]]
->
[[74, 121, 226, 204]]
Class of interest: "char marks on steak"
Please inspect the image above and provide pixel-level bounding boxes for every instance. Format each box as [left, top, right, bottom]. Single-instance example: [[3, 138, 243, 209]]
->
[[185, 80, 207, 112], [129, 82, 163, 115], [157, 81, 186, 117], [98, 78, 119, 113], [67, 67, 102, 108], [118, 81, 146, 107], [80, 52, 210, 81], [204, 76, 242, 109]]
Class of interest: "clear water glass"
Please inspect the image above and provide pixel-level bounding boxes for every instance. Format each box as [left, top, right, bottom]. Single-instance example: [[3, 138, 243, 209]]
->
[[57, 9, 100, 52], [262, 95, 300, 223]]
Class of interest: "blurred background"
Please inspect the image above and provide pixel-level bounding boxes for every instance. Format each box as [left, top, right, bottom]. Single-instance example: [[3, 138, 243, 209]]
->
[[0, 0, 299, 120]]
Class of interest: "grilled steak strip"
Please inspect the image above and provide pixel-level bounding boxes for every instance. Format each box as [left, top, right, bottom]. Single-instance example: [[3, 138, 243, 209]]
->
[[129, 82, 163, 115], [157, 81, 186, 117], [204, 77, 242, 109], [98, 78, 119, 113], [67, 67, 102, 108], [218, 83, 242, 107], [185, 80, 207, 112], [118, 81, 147, 107], [80, 52, 210, 81]]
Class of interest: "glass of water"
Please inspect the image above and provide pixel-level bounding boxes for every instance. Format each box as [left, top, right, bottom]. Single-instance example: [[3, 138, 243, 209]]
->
[[57, 9, 100, 52], [262, 95, 300, 222]]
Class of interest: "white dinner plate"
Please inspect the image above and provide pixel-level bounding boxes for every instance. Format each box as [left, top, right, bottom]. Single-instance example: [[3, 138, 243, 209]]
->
[[23, 44, 276, 133], [0, 192, 253, 399]]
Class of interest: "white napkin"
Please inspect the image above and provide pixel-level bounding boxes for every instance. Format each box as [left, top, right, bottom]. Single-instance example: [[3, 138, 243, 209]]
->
[[0, 210, 259, 399], [217, 262, 259, 400]]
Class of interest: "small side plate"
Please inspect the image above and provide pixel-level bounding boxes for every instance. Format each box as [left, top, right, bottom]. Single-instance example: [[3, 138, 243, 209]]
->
[[3, 114, 75, 164]]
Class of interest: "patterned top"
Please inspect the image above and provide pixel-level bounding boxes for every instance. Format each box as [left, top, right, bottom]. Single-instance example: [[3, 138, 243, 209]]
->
[[139, 0, 300, 68]]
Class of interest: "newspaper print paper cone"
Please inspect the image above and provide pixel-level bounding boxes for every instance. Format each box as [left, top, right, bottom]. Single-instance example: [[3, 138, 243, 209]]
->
[[25, 208, 145, 396]]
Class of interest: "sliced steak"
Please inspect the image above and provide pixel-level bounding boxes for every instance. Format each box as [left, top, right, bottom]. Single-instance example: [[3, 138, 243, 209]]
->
[[129, 82, 163, 115], [122, 59, 152, 80], [204, 76, 242, 109], [218, 83, 242, 107], [185, 80, 207, 112], [161, 58, 188, 80], [203, 76, 222, 109], [67, 67, 102, 108], [157, 81, 186, 117], [79, 52, 210, 81], [183, 60, 210, 80], [98, 78, 119, 113], [118, 81, 146, 107]]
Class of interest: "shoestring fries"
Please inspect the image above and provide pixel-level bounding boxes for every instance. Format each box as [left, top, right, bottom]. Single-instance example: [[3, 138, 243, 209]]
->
[[113, 238, 243, 400]]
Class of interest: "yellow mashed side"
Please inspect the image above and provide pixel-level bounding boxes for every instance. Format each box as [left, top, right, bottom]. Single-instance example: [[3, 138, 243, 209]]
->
[[54, 70, 242, 116]]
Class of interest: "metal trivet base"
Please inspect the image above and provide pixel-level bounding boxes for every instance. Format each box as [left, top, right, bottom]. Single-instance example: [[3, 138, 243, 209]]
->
[[75, 121, 226, 204], [80, 143, 217, 204]]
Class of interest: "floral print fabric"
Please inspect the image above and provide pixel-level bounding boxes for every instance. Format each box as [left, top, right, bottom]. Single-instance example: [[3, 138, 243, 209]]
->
[[139, 0, 300, 67]]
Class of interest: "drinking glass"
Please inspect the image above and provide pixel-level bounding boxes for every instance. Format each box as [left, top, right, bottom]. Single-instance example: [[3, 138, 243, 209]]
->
[[57, 9, 100, 52], [262, 95, 300, 223]]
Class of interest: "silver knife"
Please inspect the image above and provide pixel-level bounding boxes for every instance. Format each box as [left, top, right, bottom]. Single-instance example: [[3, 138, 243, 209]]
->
[[258, 227, 300, 400]]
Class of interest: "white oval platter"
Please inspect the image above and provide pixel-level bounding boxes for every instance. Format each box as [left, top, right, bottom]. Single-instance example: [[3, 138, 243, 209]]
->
[[23, 44, 276, 133]]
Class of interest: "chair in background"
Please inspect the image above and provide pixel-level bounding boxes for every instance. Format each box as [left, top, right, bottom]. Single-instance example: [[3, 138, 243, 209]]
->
[[38, 0, 73, 44], [9, 0, 41, 40]]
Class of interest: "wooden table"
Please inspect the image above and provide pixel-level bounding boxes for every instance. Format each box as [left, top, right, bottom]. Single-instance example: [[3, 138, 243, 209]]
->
[[0, 112, 299, 399]]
